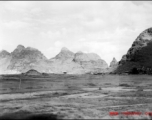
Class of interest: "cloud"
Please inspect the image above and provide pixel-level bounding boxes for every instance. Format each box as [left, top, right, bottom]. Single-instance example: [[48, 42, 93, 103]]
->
[[2, 21, 30, 29], [131, 1, 152, 6], [54, 41, 64, 48]]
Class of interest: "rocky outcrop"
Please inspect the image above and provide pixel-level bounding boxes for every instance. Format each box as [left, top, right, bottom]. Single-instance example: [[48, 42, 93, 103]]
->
[[49, 47, 83, 74], [24, 69, 42, 76], [11, 45, 46, 60], [73, 51, 108, 73], [7, 45, 49, 73], [116, 27, 152, 74], [74, 52, 101, 62], [0, 50, 11, 58], [107, 57, 118, 73], [48, 48, 108, 74], [0, 50, 13, 74], [109, 57, 118, 68], [53, 47, 74, 61], [0, 45, 108, 74], [119, 28, 152, 63]]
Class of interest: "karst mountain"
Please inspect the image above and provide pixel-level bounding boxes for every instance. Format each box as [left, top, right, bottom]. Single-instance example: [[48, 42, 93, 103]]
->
[[0, 45, 108, 74], [115, 27, 152, 73], [1, 27, 152, 74]]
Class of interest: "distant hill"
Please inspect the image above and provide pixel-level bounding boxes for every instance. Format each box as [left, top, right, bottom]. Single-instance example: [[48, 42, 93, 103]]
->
[[49, 47, 108, 74], [0, 45, 108, 74], [7, 45, 50, 73], [2, 28, 152, 75], [24, 69, 42, 76], [115, 27, 152, 74], [0, 50, 13, 74], [73, 51, 108, 74]]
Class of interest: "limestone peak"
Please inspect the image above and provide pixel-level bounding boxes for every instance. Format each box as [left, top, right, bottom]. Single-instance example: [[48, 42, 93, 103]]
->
[[61, 47, 69, 51], [0, 50, 10, 57], [16, 45, 25, 50], [109, 57, 118, 67]]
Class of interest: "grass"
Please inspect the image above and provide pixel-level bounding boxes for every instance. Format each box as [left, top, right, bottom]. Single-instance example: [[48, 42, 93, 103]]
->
[[1, 74, 152, 119], [115, 91, 152, 98]]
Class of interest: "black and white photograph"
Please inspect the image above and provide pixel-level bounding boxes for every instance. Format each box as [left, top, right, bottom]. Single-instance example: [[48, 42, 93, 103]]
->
[[0, 1, 152, 119]]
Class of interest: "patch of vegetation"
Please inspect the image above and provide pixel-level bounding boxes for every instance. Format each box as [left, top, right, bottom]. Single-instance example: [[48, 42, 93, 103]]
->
[[99, 87, 102, 90], [116, 41, 152, 74], [26, 87, 33, 89], [130, 67, 139, 74], [10, 87, 17, 90], [119, 83, 131, 87], [104, 83, 112, 85], [87, 83, 96, 86], [137, 86, 143, 91], [53, 92, 68, 96], [0, 112, 59, 120], [103, 92, 109, 95], [115, 62, 140, 74], [62, 92, 68, 95], [0, 99, 12, 102], [116, 91, 152, 98]]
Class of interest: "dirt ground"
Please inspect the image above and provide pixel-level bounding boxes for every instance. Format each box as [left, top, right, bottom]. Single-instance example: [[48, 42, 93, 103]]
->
[[0, 74, 152, 119]]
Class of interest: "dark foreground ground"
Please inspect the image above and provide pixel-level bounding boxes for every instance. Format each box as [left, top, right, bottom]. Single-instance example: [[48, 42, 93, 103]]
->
[[0, 74, 152, 119]]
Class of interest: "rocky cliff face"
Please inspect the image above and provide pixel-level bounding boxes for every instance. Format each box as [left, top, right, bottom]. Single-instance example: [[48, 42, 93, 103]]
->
[[49, 48, 108, 74], [74, 52, 101, 62], [0, 50, 11, 58], [116, 27, 152, 73], [11, 45, 46, 60], [0, 45, 108, 74], [106, 57, 118, 73], [0, 50, 12, 74], [49, 47, 84, 74], [7, 45, 49, 73], [73, 52, 108, 73], [54, 47, 74, 60], [120, 28, 152, 63]]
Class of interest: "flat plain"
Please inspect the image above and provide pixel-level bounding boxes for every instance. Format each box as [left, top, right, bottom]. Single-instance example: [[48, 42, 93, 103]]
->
[[0, 74, 152, 119]]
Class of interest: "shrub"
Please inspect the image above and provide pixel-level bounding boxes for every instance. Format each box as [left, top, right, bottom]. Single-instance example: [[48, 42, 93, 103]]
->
[[119, 83, 130, 87]]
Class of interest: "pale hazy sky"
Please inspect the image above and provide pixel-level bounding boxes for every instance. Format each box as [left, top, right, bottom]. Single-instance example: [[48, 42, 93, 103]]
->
[[0, 1, 152, 65]]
